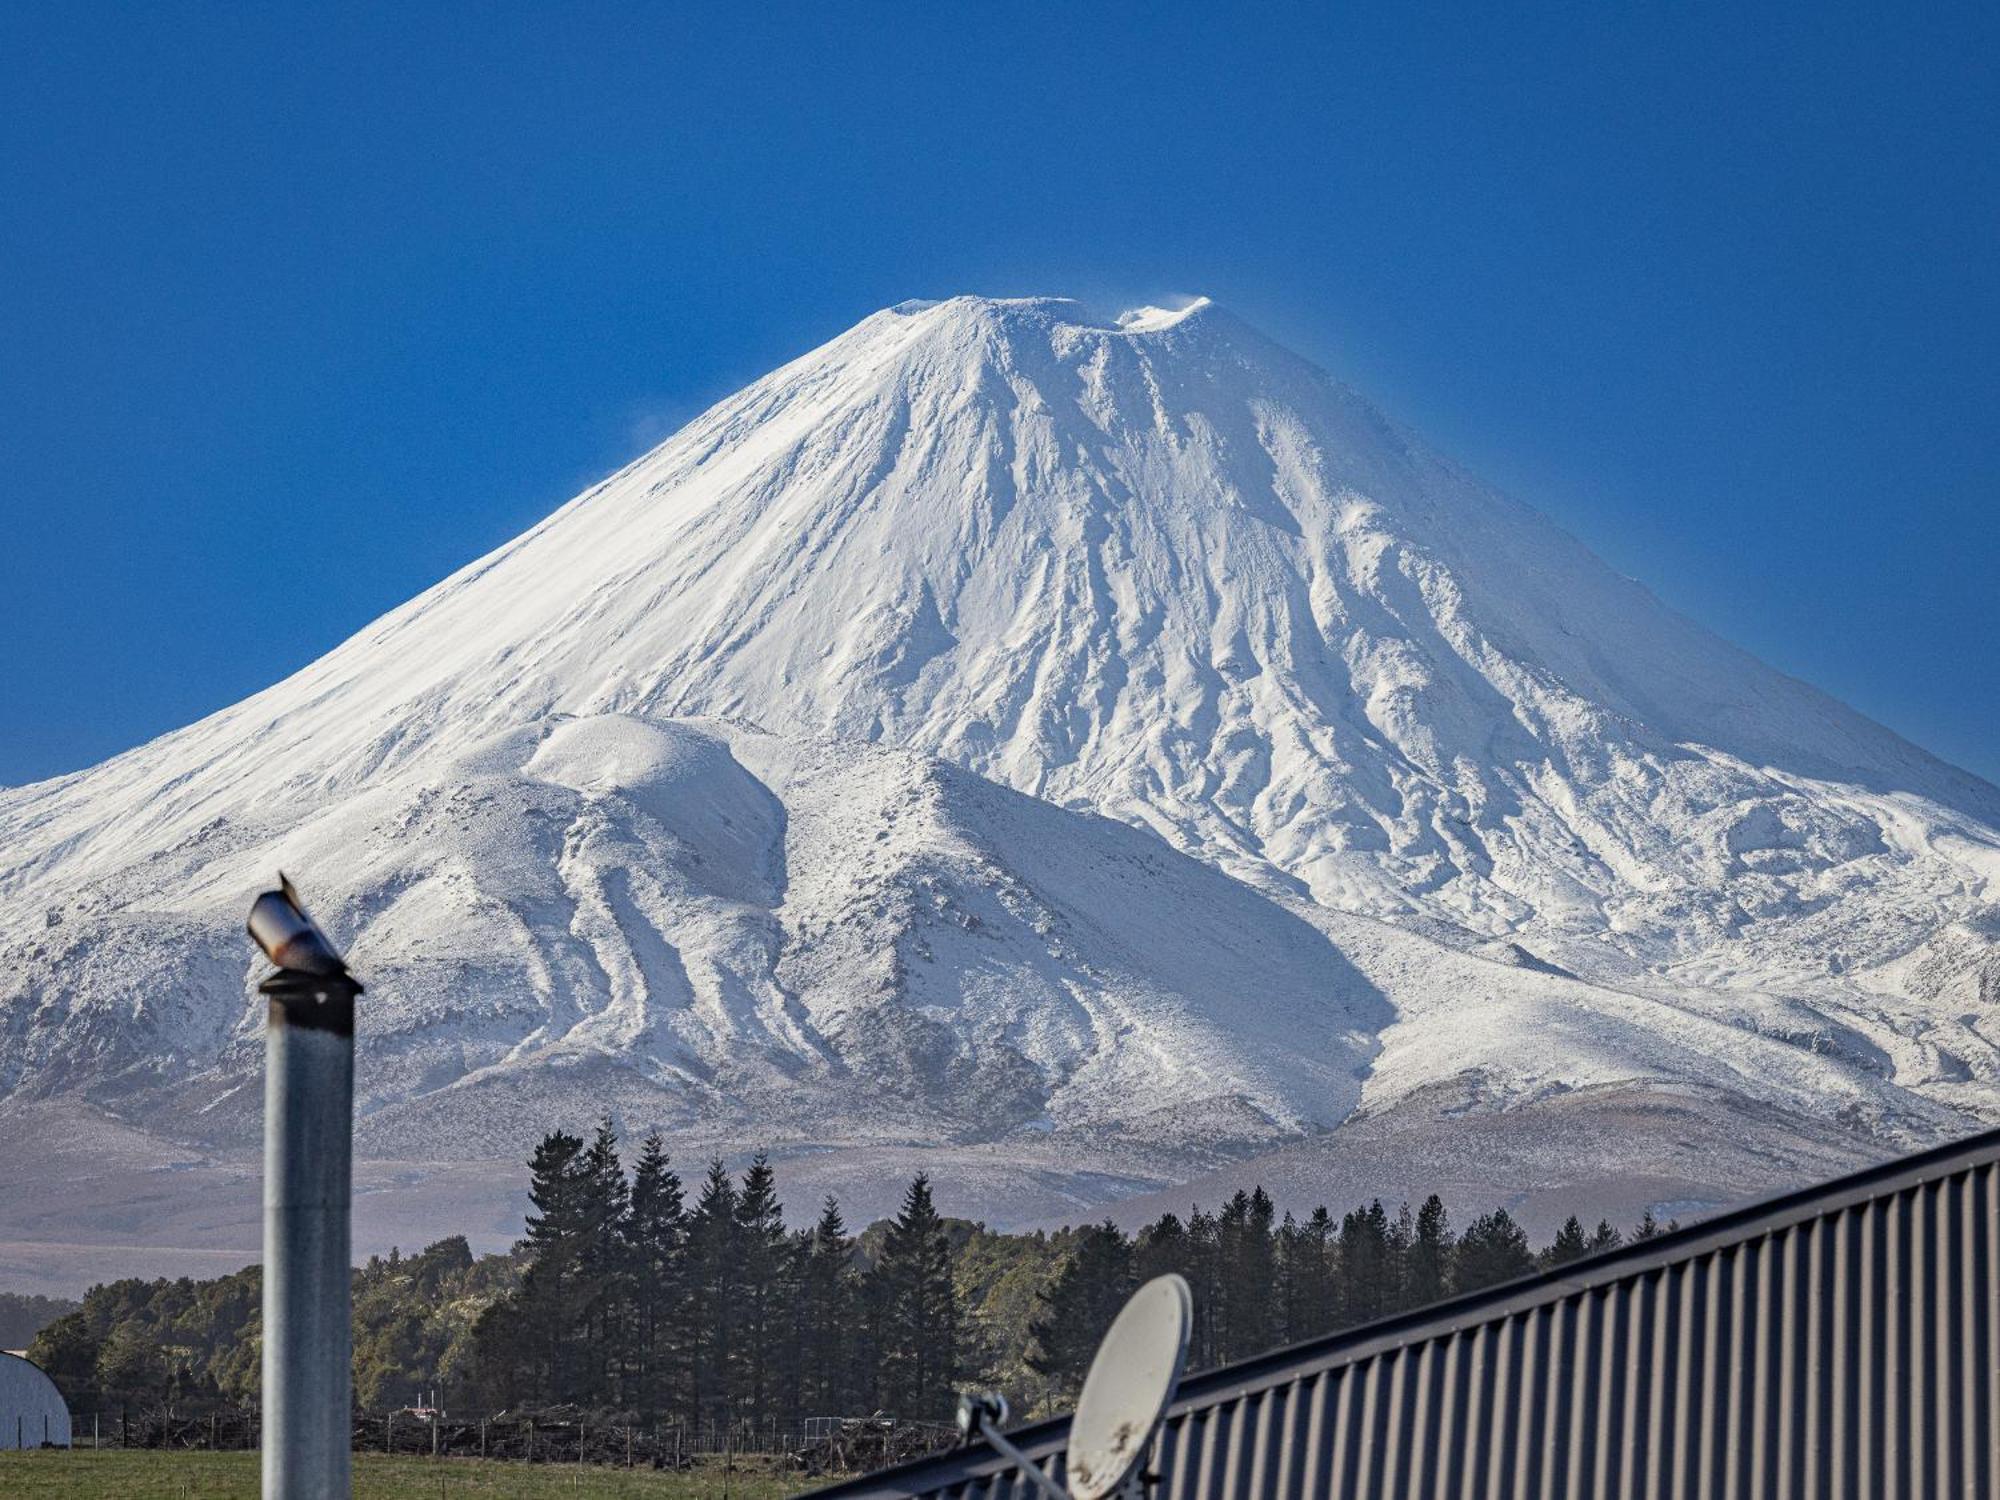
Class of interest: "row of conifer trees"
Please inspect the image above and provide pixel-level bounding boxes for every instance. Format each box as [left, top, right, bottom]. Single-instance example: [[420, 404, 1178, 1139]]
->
[[471, 1122, 961, 1424], [469, 1122, 1673, 1426], [1026, 1190, 1665, 1385]]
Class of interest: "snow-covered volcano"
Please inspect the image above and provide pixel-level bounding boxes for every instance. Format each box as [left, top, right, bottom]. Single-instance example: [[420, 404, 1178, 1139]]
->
[[2, 295, 1996, 1274]]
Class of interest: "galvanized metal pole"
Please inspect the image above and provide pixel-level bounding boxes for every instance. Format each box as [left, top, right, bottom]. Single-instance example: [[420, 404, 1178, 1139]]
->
[[261, 969, 358, 1499]]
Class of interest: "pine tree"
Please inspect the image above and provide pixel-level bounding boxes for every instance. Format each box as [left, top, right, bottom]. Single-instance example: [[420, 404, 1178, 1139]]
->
[[1247, 1188, 1278, 1335], [734, 1152, 794, 1426], [578, 1119, 631, 1403], [626, 1134, 688, 1417], [1453, 1209, 1535, 1292], [1386, 1202, 1415, 1313], [509, 1129, 593, 1400], [1404, 1195, 1454, 1310], [1294, 1206, 1340, 1339], [1212, 1189, 1276, 1362], [688, 1159, 742, 1428], [798, 1197, 855, 1416], [1586, 1219, 1622, 1254], [854, 1242, 895, 1412], [1275, 1214, 1307, 1345], [1181, 1207, 1221, 1369], [1133, 1214, 1188, 1282], [1337, 1201, 1393, 1328], [784, 1223, 816, 1424], [1133, 1212, 1202, 1360], [1026, 1222, 1132, 1394], [1633, 1209, 1663, 1241], [874, 1174, 961, 1419], [1541, 1215, 1589, 1270]]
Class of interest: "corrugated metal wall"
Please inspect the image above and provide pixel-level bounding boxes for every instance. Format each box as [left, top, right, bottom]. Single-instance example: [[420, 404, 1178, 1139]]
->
[[0, 1352, 72, 1450], [815, 1131, 2000, 1500]]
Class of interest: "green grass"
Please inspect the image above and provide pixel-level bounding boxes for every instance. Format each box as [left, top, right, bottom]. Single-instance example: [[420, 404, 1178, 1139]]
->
[[0, 1449, 837, 1498]]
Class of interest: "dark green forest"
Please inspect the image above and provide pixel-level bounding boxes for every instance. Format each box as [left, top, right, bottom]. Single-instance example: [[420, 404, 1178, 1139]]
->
[[28, 1121, 1674, 1428]]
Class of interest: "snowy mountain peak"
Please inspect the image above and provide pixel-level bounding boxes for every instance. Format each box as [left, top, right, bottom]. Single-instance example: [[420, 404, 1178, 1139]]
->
[[1, 294, 1995, 1244], [877, 293, 1218, 335]]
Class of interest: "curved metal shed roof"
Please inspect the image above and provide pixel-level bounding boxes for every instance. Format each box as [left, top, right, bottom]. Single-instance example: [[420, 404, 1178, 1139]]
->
[[0, 1350, 71, 1450]]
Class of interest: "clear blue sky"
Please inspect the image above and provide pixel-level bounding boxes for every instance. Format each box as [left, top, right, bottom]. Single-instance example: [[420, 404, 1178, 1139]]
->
[[3, 4, 1995, 786]]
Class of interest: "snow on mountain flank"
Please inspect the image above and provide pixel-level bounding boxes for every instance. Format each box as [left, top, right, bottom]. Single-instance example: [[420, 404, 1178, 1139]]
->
[[1, 294, 1995, 1268]]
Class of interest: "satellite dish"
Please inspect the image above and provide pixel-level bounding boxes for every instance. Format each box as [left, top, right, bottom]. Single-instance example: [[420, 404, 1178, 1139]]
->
[[1065, 1273, 1192, 1500], [956, 1273, 1192, 1499]]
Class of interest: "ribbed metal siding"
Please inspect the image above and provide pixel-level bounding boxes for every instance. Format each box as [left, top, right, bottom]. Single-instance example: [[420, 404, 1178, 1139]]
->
[[0, 1352, 72, 1449], [818, 1138, 2000, 1500]]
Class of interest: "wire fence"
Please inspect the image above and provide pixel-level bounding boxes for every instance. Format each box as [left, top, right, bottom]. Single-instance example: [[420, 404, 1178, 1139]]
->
[[56, 1406, 957, 1467]]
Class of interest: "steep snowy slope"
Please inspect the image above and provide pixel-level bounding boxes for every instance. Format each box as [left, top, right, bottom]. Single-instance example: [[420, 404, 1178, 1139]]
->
[[0, 714, 1388, 1158], [1, 294, 1995, 1250]]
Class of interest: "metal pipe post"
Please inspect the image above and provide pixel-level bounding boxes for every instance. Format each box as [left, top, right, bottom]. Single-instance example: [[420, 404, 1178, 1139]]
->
[[261, 971, 358, 1499]]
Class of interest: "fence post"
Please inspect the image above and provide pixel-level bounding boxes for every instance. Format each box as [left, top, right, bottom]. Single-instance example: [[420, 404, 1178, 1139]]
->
[[479, 1418, 486, 1458], [385, 1412, 392, 1453]]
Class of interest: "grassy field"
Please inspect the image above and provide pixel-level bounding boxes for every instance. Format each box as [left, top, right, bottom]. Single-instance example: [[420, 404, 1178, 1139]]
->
[[0, 1449, 838, 1498]]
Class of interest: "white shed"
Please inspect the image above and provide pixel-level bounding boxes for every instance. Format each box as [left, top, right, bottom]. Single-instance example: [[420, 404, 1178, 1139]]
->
[[0, 1351, 70, 1449]]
